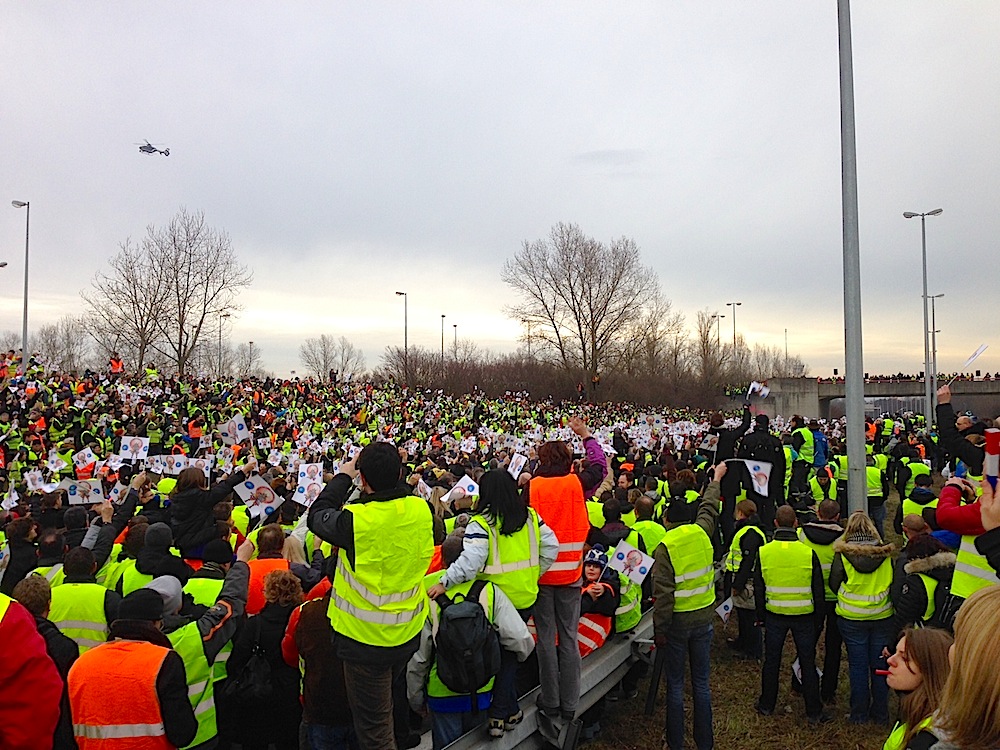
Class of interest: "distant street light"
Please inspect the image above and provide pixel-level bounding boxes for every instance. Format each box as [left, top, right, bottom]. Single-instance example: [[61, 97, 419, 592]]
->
[[218, 311, 231, 377], [11, 200, 29, 374], [726, 301, 742, 349], [710, 313, 725, 347], [395, 291, 408, 385], [903, 208, 943, 421], [440, 314, 446, 375], [929, 293, 944, 409]]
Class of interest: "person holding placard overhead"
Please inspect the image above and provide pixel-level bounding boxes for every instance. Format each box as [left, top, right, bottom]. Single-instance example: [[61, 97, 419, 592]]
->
[[308, 441, 434, 750]]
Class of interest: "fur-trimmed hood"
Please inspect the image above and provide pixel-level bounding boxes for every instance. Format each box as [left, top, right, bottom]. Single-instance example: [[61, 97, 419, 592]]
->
[[834, 538, 895, 573], [904, 550, 957, 578]]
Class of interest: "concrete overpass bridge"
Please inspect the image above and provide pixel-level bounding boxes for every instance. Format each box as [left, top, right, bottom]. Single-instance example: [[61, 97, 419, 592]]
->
[[759, 377, 1000, 420]]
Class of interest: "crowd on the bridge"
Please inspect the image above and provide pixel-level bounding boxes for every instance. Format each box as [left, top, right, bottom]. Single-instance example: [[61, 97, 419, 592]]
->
[[0, 353, 999, 750]]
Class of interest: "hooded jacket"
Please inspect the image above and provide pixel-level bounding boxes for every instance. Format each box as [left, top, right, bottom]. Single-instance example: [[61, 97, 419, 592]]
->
[[892, 551, 956, 632], [829, 537, 896, 596], [170, 470, 249, 554], [894, 486, 939, 535]]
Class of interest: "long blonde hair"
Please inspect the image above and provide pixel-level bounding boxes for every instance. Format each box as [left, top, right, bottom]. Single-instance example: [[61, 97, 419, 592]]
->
[[841, 510, 883, 542], [938, 585, 1000, 750]]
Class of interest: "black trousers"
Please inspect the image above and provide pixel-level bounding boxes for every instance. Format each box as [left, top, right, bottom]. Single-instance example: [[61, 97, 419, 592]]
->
[[758, 613, 822, 719]]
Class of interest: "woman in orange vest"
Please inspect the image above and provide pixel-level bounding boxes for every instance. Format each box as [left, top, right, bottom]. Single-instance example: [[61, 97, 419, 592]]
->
[[526, 416, 608, 720], [245, 525, 292, 615], [68, 587, 197, 749]]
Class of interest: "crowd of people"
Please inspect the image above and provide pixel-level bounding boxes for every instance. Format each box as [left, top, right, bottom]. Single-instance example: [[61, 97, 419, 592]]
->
[[1, 358, 999, 750]]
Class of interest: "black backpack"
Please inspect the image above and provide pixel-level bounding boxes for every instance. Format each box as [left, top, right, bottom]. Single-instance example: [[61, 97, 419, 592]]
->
[[433, 580, 501, 708], [222, 616, 273, 704]]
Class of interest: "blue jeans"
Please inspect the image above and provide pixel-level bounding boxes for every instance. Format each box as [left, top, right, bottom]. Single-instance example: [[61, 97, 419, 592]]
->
[[430, 710, 483, 750], [837, 617, 891, 723], [868, 500, 886, 539], [664, 622, 714, 750], [306, 723, 358, 750]]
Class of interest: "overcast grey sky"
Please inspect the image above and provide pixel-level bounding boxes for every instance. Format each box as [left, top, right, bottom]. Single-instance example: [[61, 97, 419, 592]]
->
[[3, 2, 998, 378]]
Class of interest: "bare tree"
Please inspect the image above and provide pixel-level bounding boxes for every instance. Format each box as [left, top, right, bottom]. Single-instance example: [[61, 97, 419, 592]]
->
[[233, 342, 264, 378], [503, 223, 663, 384], [82, 236, 168, 370], [300, 335, 366, 379], [32, 316, 91, 372]]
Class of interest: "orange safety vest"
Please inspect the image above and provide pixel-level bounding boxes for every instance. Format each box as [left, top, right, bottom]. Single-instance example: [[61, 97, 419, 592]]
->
[[109, 359, 124, 374], [426, 545, 443, 575], [530, 474, 589, 586], [525, 612, 612, 658], [246, 557, 290, 615], [68, 640, 173, 750]]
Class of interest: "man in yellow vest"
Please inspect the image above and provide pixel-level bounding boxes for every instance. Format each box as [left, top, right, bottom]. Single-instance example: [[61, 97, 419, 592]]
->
[[789, 415, 814, 496], [753, 505, 829, 723], [49, 547, 121, 653], [796, 499, 844, 704], [307, 441, 434, 750], [653, 462, 723, 750]]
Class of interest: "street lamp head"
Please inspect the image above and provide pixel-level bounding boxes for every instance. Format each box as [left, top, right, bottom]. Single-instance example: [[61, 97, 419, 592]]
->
[[927, 208, 943, 216], [395, 291, 405, 296], [902, 212, 918, 219], [11, 201, 27, 209], [0, 262, 7, 268]]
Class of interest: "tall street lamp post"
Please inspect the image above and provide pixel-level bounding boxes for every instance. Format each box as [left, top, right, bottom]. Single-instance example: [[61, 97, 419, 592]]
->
[[395, 291, 408, 385], [903, 208, 943, 422], [11, 200, 29, 374]]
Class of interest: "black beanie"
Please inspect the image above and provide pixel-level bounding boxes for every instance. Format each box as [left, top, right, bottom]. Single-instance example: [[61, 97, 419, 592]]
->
[[202, 539, 234, 565], [117, 589, 165, 622]]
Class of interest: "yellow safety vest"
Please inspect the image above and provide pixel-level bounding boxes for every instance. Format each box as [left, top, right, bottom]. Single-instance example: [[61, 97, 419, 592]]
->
[[661, 524, 715, 613], [327, 495, 433, 647], [168, 622, 217, 748], [758, 539, 815, 616], [49, 582, 109, 653], [836, 556, 893, 620], [797, 528, 838, 601], [476, 510, 541, 610], [951, 534, 1000, 600], [726, 524, 766, 573], [615, 573, 643, 632]]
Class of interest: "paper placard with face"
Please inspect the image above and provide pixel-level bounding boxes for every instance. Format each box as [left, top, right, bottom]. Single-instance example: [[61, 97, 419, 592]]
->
[[234, 475, 284, 519], [508, 453, 528, 479], [120, 436, 150, 460], [257, 438, 271, 450], [47, 452, 69, 473], [146, 455, 166, 474], [25, 470, 45, 492], [609, 540, 655, 585], [61, 479, 104, 505], [298, 463, 323, 486], [191, 456, 212, 479], [72, 448, 98, 469], [294, 480, 324, 508], [220, 414, 248, 446], [267, 450, 283, 467]]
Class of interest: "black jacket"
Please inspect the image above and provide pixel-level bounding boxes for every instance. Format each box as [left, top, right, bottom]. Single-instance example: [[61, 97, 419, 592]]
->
[[936, 402, 984, 475], [0, 536, 39, 595], [892, 551, 956, 632], [737, 427, 786, 489], [710, 407, 751, 463], [170, 471, 247, 553], [731, 515, 767, 592], [35, 615, 79, 750]]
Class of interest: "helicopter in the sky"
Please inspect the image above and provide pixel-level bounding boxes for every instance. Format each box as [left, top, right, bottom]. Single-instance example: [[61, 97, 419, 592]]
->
[[135, 140, 169, 156]]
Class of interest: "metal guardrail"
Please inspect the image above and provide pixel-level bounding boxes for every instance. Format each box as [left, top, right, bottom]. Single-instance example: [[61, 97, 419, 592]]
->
[[416, 611, 655, 750]]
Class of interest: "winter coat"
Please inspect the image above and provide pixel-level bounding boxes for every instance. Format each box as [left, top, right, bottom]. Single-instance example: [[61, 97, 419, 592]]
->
[[829, 538, 896, 597], [0, 536, 39, 596], [892, 551, 956, 632], [170, 471, 248, 553]]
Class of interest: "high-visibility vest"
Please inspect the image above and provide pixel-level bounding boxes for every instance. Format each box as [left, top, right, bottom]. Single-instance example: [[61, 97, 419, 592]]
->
[[873, 454, 889, 473], [783, 446, 794, 487], [246, 558, 290, 616], [866, 466, 884, 497], [883, 716, 933, 750], [881, 419, 895, 436], [758, 539, 815, 616], [660, 524, 715, 613], [577, 613, 613, 658], [68, 640, 173, 750], [120, 565, 155, 596], [834, 455, 849, 481], [726, 524, 766, 573], [835, 556, 893, 620], [903, 462, 932, 499], [425, 579, 496, 709], [475, 509, 541, 610], [109, 359, 124, 374], [168, 622, 217, 748], [793, 428, 814, 464], [49, 582, 109, 653], [585, 500, 605, 529], [180, 577, 231, 682], [531, 474, 589, 586], [327, 495, 433, 648], [797, 528, 838, 601], [33, 563, 66, 587], [615, 574, 642, 632], [916, 573, 939, 625], [808, 477, 838, 504], [630, 519, 667, 556], [951, 534, 1000, 599], [902, 495, 938, 520]]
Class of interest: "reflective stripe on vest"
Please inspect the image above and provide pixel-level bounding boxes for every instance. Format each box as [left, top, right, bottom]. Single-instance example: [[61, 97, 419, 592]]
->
[[327, 495, 433, 647], [759, 539, 815, 615], [836, 556, 893, 620], [169, 622, 217, 748], [726, 525, 766, 572], [796, 528, 837, 601], [68, 640, 172, 750], [951, 535, 1000, 599], [577, 614, 611, 658], [33, 563, 65, 586], [531, 474, 589, 586], [49, 583, 109, 653], [661, 524, 715, 612], [478, 509, 541, 610]]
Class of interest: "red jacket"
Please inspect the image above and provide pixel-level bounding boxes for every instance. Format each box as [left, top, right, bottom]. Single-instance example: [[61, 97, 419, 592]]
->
[[936, 485, 986, 537], [0, 596, 63, 749]]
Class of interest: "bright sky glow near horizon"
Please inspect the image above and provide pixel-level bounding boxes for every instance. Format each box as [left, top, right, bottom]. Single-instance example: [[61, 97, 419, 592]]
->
[[3, 2, 999, 379]]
